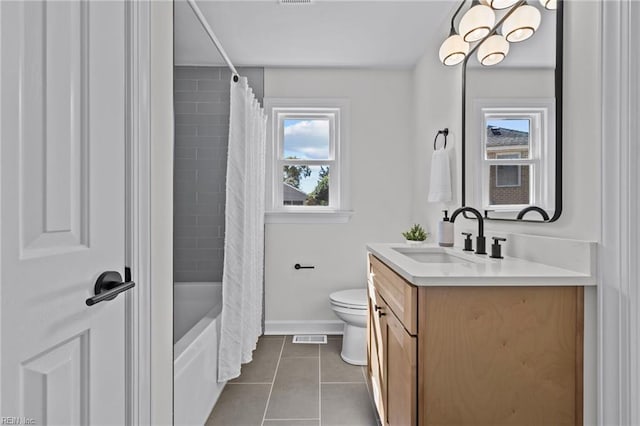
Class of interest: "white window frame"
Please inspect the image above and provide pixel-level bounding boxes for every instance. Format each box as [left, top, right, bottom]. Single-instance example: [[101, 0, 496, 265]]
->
[[470, 98, 555, 217], [264, 98, 352, 224]]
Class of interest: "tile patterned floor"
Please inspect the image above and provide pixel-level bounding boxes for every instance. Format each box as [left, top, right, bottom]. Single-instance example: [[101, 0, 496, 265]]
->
[[206, 336, 379, 426]]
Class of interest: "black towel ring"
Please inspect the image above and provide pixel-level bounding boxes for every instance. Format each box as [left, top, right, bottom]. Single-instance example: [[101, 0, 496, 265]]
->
[[433, 128, 449, 150]]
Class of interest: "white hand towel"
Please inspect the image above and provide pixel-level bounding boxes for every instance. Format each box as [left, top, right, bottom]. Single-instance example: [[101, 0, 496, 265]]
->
[[428, 148, 452, 202]]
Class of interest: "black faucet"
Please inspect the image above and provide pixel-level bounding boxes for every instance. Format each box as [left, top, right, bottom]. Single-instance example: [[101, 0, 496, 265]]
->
[[450, 207, 486, 255]]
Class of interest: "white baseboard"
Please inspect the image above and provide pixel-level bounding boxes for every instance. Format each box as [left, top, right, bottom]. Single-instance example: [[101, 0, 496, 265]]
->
[[264, 320, 344, 336]]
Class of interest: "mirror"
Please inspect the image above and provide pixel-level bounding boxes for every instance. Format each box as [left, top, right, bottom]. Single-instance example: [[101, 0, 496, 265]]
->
[[461, 1, 562, 222]]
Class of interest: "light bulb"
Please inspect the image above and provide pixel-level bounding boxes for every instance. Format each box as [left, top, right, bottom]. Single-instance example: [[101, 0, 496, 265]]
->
[[502, 4, 541, 43], [439, 33, 470, 66], [477, 35, 510, 66], [459, 3, 496, 42]]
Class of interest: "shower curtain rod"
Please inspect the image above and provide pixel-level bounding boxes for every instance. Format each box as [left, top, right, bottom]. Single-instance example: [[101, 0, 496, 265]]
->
[[186, 0, 239, 82]]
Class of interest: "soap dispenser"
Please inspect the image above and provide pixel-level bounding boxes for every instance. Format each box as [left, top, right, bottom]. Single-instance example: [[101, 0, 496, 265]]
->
[[438, 210, 454, 247]]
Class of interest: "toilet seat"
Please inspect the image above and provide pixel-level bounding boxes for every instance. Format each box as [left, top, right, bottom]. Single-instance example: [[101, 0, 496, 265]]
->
[[329, 289, 367, 310]]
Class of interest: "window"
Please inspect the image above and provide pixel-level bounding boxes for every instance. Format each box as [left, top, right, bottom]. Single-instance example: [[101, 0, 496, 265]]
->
[[483, 115, 537, 209], [264, 99, 351, 223], [470, 98, 555, 215]]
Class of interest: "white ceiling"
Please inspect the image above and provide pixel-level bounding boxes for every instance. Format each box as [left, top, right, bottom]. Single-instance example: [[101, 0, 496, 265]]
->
[[174, 0, 455, 69], [174, 0, 556, 70]]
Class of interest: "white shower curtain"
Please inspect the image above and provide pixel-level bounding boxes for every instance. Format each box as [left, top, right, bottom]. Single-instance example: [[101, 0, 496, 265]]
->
[[218, 76, 267, 382]]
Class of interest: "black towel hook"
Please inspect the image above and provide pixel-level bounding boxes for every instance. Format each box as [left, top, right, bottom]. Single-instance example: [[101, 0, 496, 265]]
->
[[433, 128, 449, 150]]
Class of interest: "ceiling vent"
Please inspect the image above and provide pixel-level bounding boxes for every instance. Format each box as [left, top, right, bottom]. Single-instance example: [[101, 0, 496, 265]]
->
[[279, 0, 313, 4]]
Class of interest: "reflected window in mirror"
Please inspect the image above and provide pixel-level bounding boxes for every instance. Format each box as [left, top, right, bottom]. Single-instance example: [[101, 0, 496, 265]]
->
[[471, 100, 555, 216], [487, 118, 531, 207]]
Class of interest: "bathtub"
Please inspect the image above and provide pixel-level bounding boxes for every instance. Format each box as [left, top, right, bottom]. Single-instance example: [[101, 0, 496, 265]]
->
[[174, 282, 225, 426]]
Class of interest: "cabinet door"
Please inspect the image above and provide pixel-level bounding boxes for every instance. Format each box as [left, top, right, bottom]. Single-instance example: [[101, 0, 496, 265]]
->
[[370, 254, 418, 335], [419, 286, 583, 426], [368, 284, 387, 422], [384, 307, 417, 426]]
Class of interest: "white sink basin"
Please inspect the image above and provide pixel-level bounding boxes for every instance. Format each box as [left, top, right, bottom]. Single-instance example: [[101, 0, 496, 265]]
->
[[392, 247, 476, 264]]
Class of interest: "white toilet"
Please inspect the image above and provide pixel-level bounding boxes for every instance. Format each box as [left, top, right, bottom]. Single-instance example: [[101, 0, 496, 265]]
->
[[329, 289, 368, 365]]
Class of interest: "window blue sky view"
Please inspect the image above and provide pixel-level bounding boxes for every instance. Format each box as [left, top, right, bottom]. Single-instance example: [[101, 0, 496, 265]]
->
[[283, 119, 330, 194], [283, 119, 330, 159], [487, 118, 530, 133]]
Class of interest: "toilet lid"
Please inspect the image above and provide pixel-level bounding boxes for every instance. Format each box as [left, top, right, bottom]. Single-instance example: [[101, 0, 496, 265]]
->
[[330, 289, 367, 309]]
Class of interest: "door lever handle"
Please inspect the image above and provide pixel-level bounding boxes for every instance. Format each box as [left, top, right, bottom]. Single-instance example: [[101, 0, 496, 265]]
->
[[86, 271, 135, 306]]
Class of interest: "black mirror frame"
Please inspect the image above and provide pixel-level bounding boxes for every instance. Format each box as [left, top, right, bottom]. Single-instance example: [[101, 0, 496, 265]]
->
[[461, 0, 563, 223]]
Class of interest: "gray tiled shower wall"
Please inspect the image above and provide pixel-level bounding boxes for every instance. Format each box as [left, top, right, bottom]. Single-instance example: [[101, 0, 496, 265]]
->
[[174, 66, 264, 283]]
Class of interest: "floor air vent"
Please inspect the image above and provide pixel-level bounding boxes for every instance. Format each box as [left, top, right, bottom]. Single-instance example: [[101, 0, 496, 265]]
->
[[279, 0, 313, 4], [292, 335, 327, 344]]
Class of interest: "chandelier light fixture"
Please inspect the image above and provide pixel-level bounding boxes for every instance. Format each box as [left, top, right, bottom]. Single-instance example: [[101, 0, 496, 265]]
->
[[458, 0, 496, 42], [480, 0, 519, 10], [539, 0, 557, 10], [477, 34, 510, 65], [439, 31, 470, 66], [438, 0, 554, 67], [502, 4, 541, 42], [438, 1, 471, 66]]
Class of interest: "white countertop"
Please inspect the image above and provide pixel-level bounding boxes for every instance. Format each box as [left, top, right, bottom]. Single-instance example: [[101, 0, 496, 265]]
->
[[367, 243, 596, 286]]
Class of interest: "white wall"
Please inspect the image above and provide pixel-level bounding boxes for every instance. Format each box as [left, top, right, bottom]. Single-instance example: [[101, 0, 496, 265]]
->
[[411, 35, 463, 236], [466, 67, 554, 98], [412, 0, 602, 243], [264, 69, 413, 324]]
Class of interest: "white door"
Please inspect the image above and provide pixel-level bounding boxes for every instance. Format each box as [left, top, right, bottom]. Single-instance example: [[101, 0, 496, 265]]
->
[[1, 1, 128, 424]]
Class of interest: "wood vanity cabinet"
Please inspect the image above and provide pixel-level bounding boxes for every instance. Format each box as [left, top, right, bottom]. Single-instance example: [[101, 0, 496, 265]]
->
[[367, 253, 584, 426]]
